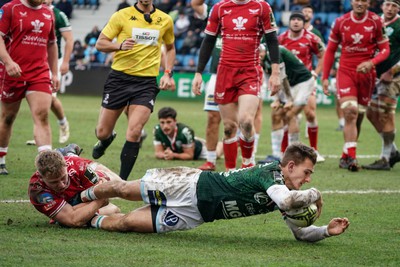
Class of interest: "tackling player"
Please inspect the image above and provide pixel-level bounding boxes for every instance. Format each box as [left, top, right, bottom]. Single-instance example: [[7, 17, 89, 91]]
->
[[322, 0, 390, 171], [29, 145, 121, 227]]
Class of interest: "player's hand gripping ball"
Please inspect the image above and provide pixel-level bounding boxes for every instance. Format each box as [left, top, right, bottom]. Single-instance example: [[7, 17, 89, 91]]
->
[[283, 203, 318, 227]]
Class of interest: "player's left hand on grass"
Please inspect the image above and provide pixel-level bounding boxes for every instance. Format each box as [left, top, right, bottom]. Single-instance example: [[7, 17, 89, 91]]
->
[[327, 217, 350, 236]]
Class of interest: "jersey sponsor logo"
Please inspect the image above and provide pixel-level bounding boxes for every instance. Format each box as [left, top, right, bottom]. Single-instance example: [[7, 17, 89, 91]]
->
[[298, 42, 308, 47], [339, 87, 351, 94], [42, 13, 52, 20], [216, 92, 225, 99], [253, 192, 268, 205], [149, 99, 154, 106], [233, 16, 247, 31], [164, 211, 179, 226], [364, 26, 373, 32], [222, 200, 243, 218], [19, 11, 27, 17], [2, 90, 15, 99], [31, 20, 45, 33], [129, 16, 137, 21], [351, 33, 364, 44], [38, 193, 57, 211], [344, 26, 350, 31], [224, 9, 232, 15], [132, 28, 159, 46], [249, 9, 259, 15], [148, 190, 167, 206], [249, 85, 257, 91]]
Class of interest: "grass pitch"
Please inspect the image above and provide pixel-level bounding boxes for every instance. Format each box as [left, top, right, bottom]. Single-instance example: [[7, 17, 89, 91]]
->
[[0, 95, 399, 266]]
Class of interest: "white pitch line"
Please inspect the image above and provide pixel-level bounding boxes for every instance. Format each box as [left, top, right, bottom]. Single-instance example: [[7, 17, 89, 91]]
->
[[1, 189, 400, 203], [255, 154, 380, 159]]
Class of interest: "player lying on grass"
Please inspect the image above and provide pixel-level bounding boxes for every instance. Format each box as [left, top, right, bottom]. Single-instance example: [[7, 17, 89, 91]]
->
[[29, 145, 121, 228], [81, 142, 350, 242]]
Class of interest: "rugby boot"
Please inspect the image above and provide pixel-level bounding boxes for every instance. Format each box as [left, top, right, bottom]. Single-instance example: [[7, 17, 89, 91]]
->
[[339, 157, 349, 169], [389, 150, 400, 168], [198, 161, 216, 171], [347, 157, 360, 172], [362, 158, 390, 171], [56, 143, 83, 157], [0, 164, 8, 175], [92, 131, 117, 159]]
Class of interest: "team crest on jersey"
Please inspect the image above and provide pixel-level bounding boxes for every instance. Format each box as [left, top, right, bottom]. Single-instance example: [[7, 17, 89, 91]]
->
[[31, 20, 44, 33], [249, 9, 259, 15], [351, 33, 363, 44], [254, 192, 268, 205], [233, 16, 247, 31]]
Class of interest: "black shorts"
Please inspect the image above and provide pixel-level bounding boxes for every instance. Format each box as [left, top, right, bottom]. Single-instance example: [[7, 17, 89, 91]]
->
[[101, 70, 160, 111]]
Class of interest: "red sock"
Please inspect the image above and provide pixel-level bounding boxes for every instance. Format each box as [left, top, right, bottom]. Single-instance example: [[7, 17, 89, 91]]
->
[[341, 152, 348, 159], [239, 137, 254, 160], [347, 146, 356, 159], [223, 138, 238, 169], [307, 125, 318, 150], [281, 130, 288, 153]]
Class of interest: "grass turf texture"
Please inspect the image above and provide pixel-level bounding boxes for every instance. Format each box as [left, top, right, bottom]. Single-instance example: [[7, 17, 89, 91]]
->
[[0, 95, 399, 266]]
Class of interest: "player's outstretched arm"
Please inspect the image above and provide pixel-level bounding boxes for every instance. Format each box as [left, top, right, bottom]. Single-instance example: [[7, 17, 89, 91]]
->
[[285, 217, 350, 242]]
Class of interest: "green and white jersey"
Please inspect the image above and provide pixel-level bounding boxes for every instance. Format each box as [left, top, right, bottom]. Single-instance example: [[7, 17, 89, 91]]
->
[[153, 122, 203, 159], [264, 46, 312, 86], [209, 36, 222, 74], [53, 7, 71, 59], [196, 162, 285, 222], [376, 15, 400, 77]]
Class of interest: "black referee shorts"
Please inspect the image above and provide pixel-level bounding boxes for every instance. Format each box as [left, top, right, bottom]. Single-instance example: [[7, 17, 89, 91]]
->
[[101, 70, 160, 111]]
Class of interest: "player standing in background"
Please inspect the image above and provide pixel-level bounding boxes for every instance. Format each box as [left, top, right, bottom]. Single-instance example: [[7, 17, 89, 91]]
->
[[302, 5, 325, 41], [91, 0, 175, 180], [192, 0, 280, 171], [26, 0, 73, 146], [322, 0, 390, 171], [259, 45, 315, 163], [362, 0, 400, 170], [0, 0, 59, 175], [278, 11, 325, 162]]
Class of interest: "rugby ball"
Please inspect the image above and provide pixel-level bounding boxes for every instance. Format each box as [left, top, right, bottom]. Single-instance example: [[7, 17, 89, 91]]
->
[[284, 203, 318, 227]]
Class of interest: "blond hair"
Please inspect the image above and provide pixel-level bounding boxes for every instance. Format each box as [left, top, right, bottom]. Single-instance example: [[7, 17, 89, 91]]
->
[[35, 150, 66, 177]]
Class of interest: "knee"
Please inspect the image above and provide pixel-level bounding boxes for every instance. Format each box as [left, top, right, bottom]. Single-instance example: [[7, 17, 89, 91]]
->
[[223, 122, 237, 137]]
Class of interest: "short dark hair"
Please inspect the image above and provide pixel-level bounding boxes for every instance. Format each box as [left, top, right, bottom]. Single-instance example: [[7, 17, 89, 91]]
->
[[281, 142, 317, 167], [158, 107, 177, 120], [302, 4, 314, 12]]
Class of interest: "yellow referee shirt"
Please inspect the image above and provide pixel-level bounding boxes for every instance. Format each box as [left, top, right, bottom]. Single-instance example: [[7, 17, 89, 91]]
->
[[102, 6, 175, 77]]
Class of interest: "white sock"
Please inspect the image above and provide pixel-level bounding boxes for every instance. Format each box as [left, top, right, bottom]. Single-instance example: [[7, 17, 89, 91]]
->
[[58, 117, 67, 126], [91, 215, 106, 229], [0, 156, 5, 165], [288, 133, 300, 145], [207, 150, 217, 164], [38, 145, 52, 152], [271, 129, 283, 158]]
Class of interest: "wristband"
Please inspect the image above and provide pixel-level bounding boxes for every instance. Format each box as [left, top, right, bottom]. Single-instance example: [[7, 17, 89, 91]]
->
[[164, 69, 173, 78], [119, 40, 125, 51]]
